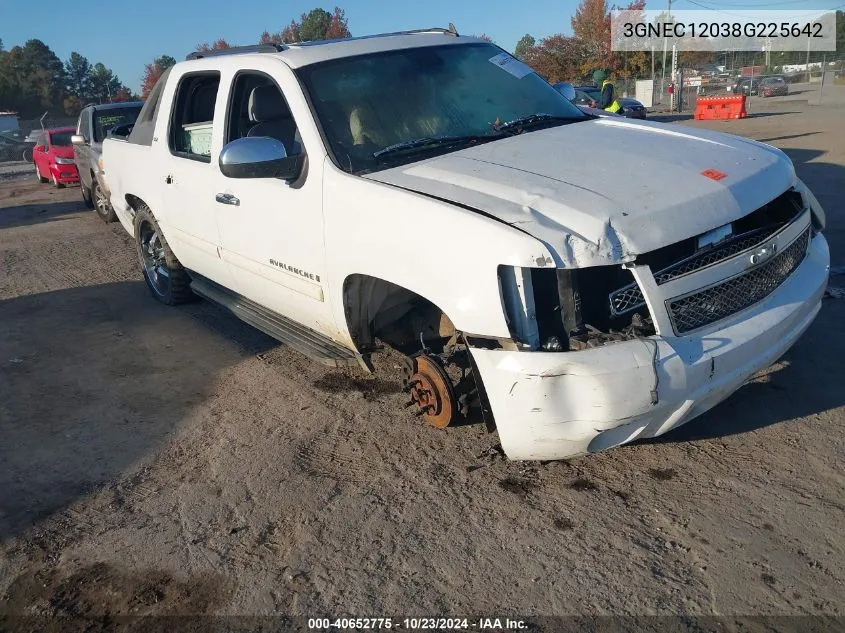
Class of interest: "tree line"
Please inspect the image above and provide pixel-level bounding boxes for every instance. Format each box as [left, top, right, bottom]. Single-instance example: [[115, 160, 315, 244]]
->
[[2, 4, 843, 117], [141, 7, 352, 97], [0, 39, 134, 119], [513, 0, 845, 83]]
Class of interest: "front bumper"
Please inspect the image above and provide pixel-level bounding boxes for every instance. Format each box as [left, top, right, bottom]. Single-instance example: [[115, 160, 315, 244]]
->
[[469, 234, 829, 460], [50, 163, 79, 184]]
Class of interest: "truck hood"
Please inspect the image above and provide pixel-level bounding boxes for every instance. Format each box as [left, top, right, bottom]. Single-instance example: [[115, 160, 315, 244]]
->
[[364, 118, 796, 266]]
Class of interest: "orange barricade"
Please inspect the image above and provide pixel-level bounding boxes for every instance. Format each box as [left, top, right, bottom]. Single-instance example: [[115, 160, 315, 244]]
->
[[693, 94, 747, 120]]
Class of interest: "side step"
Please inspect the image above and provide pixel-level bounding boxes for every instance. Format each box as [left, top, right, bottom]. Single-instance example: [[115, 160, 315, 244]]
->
[[189, 274, 364, 369]]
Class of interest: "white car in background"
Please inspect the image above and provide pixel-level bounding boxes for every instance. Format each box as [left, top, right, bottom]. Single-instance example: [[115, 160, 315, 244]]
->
[[101, 29, 829, 460]]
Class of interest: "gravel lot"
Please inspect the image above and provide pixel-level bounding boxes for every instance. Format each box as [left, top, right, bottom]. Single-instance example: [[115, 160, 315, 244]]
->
[[0, 102, 843, 628]]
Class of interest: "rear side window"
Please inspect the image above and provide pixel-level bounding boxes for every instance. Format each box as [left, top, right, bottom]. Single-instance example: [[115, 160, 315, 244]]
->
[[128, 66, 172, 147], [169, 72, 220, 161]]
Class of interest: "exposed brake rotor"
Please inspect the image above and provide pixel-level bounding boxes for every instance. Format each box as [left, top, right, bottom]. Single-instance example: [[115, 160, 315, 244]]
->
[[402, 354, 456, 429]]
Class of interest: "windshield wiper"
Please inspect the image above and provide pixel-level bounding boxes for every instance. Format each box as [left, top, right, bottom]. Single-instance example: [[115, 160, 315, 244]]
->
[[373, 134, 496, 160], [493, 113, 583, 133]]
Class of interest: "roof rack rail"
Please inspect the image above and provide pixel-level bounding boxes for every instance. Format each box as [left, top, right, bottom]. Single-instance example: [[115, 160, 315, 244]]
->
[[186, 43, 287, 61], [290, 25, 461, 48]]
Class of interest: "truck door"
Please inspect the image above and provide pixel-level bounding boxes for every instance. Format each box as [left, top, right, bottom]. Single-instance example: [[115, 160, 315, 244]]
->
[[214, 65, 335, 337], [74, 109, 93, 190], [162, 70, 234, 288]]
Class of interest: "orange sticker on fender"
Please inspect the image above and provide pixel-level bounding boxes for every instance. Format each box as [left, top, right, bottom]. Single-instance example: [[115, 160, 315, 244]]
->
[[701, 169, 727, 181]]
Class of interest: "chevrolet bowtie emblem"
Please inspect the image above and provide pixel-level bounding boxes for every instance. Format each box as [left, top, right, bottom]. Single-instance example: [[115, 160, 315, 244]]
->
[[749, 242, 778, 266]]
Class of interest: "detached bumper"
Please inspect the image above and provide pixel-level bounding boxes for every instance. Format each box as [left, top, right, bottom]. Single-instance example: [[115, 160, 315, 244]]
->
[[469, 234, 829, 460]]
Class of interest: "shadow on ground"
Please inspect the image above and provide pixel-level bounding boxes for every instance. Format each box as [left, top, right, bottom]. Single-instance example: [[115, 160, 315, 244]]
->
[[0, 198, 87, 230], [0, 282, 265, 542]]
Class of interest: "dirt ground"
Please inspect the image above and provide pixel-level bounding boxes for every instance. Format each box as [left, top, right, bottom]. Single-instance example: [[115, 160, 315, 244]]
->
[[1, 101, 843, 628]]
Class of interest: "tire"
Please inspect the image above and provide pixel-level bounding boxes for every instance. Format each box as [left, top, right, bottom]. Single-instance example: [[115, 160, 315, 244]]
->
[[134, 204, 193, 305], [93, 180, 116, 223], [81, 182, 94, 209], [35, 164, 48, 183], [52, 174, 65, 189]]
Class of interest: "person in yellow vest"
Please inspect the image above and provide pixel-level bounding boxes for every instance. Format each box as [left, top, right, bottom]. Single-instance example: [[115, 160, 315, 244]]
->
[[593, 70, 622, 114]]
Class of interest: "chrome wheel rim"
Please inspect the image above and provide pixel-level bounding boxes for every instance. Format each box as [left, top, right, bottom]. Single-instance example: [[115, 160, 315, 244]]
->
[[139, 220, 170, 297], [94, 184, 109, 217]]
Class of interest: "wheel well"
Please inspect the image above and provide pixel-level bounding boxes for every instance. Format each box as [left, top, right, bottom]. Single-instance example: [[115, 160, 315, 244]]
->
[[342, 274, 456, 355], [125, 194, 147, 214]]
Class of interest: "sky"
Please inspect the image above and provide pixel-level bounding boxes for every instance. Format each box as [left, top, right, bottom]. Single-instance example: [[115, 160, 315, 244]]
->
[[1, 0, 842, 92]]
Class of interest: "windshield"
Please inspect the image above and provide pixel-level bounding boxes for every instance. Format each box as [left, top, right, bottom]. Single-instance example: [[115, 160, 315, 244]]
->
[[296, 43, 587, 174], [93, 107, 142, 142], [50, 131, 73, 146]]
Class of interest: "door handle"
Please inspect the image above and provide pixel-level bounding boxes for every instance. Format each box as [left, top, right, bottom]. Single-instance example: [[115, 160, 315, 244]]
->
[[215, 193, 240, 206]]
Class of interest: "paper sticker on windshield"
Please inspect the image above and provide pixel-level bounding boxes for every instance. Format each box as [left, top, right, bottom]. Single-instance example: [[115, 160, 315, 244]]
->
[[488, 52, 532, 79]]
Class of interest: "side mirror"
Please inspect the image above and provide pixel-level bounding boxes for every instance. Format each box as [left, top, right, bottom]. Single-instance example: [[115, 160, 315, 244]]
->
[[219, 136, 304, 181], [71, 134, 86, 145]]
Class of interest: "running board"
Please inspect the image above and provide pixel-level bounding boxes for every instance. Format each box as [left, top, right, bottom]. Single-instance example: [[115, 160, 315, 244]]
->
[[189, 274, 364, 369]]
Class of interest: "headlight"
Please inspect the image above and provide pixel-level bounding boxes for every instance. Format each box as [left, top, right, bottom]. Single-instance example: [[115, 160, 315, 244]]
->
[[55, 157, 75, 165], [794, 177, 825, 233], [499, 264, 654, 352]]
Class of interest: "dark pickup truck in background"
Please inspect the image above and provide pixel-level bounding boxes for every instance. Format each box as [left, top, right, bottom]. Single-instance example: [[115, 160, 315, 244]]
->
[[72, 101, 143, 222]]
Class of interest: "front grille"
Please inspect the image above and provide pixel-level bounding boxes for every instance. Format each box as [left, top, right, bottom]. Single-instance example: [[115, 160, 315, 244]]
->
[[666, 228, 810, 334], [608, 208, 804, 317]]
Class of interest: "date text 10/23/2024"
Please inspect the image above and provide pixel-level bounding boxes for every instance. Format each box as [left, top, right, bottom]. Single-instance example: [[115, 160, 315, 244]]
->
[[307, 617, 528, 630]]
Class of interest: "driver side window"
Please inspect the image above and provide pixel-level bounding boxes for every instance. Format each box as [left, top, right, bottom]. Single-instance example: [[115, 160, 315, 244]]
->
[[226, 72, 303, 157]]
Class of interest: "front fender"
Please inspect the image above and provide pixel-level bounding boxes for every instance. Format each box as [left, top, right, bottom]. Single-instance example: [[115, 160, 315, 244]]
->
[[323, 165, 555, 343]]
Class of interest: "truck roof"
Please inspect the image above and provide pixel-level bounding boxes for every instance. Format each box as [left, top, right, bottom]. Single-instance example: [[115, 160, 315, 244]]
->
[[181, 28, 488, 70]]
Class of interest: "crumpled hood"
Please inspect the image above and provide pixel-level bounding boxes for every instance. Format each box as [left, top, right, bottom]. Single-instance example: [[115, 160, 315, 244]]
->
[[364, 118, 796, 266]]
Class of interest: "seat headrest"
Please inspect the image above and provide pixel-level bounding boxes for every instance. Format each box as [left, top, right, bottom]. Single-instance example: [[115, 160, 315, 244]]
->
[[249, 85, 290, 123]]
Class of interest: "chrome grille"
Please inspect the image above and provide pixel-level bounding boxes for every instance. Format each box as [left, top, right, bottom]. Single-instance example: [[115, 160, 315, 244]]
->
[[609, 225, 787, 316], [609, 284, 646, 316], [666, 228, 810, 335], [653, 227, 777, 284]]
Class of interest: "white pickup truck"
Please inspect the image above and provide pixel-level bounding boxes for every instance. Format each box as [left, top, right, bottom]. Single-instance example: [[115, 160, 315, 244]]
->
[[102, 28, 830, 460]]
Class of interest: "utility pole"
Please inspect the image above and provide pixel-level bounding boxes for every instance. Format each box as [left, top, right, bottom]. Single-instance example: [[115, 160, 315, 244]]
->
[[660, 0, 673, 94], [651, 44, 655, 82], [805, 37, 811, 82]]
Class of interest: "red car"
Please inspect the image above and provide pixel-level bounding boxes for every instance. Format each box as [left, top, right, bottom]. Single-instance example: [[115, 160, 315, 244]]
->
[[33, 127, 80, 188], [760, 77, 788, 97]]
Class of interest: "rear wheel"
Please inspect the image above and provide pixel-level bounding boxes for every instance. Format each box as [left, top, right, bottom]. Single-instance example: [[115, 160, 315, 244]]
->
[[52, 174, 64, 189], [134, 205, 193, 305], [35, 164, 48, 183], [93, 180, 116, 223]]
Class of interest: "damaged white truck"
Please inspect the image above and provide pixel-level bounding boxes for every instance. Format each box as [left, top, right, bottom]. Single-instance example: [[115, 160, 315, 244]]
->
[[101, 29, 830, 460]]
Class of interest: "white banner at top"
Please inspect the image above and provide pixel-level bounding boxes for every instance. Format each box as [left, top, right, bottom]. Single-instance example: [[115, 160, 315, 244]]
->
[[610, 10, 837, 52]]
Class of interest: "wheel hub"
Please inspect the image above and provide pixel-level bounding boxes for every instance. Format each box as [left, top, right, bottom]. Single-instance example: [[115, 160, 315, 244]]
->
[[403, 355, 455, 429]]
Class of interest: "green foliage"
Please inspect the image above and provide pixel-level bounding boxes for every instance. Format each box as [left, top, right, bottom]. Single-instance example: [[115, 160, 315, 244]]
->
[[0, 39, 130, 116], [261, 6, 350, 45], [65, 52, 93, 102], [514, 34, 535, 60], [155, 55, 177, 70], [300, 8, 332, 41], [0, 40, 66, 117]]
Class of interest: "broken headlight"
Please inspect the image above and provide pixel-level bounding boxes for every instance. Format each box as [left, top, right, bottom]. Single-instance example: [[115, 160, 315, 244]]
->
[[498, 265, 654, 351]]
